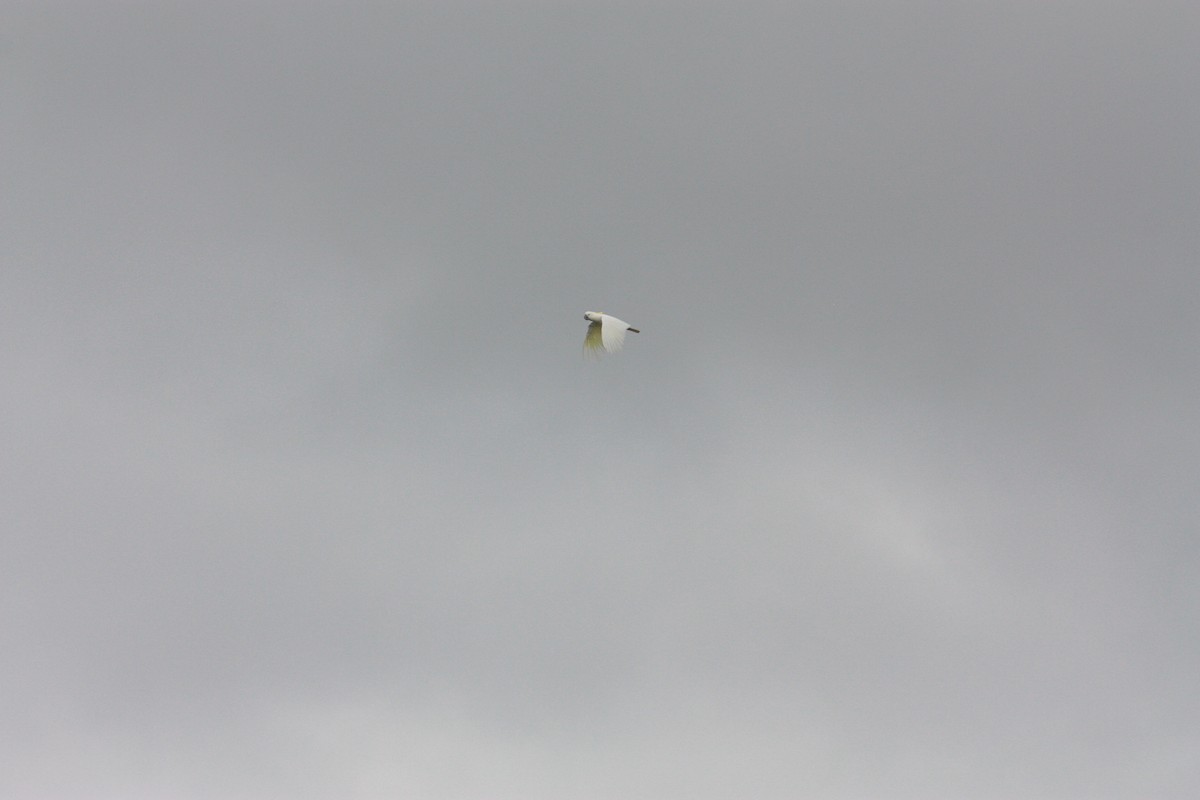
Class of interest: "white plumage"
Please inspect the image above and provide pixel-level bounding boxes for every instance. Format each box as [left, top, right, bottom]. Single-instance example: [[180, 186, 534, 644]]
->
[[583, 311, 640, 357]]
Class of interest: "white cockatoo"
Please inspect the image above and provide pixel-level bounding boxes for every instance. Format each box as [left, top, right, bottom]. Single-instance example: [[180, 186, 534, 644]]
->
[[583, 311, 640, 357]]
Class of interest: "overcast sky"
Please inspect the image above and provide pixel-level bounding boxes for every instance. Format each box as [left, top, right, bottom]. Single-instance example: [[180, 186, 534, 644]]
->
[[3, 3, 1198, 798]]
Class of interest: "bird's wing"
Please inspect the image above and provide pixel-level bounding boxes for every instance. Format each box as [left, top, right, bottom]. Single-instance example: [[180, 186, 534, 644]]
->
[[583, 320, 606, 357], [599, 314, 628, 352]]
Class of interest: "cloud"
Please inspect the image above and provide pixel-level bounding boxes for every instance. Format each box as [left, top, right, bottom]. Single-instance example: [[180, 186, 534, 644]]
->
[[2, 3, 1197, 798]]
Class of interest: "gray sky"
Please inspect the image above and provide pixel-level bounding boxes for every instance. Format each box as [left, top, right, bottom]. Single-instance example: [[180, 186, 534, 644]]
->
[[3, 3, 1198, 798]]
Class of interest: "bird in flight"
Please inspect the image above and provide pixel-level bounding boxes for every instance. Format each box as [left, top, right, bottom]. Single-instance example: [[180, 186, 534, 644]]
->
[[583, 311, 640, 357]]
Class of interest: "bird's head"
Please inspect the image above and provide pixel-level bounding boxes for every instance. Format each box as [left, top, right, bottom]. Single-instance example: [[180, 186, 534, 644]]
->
[[584, 311, 603, 322]]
